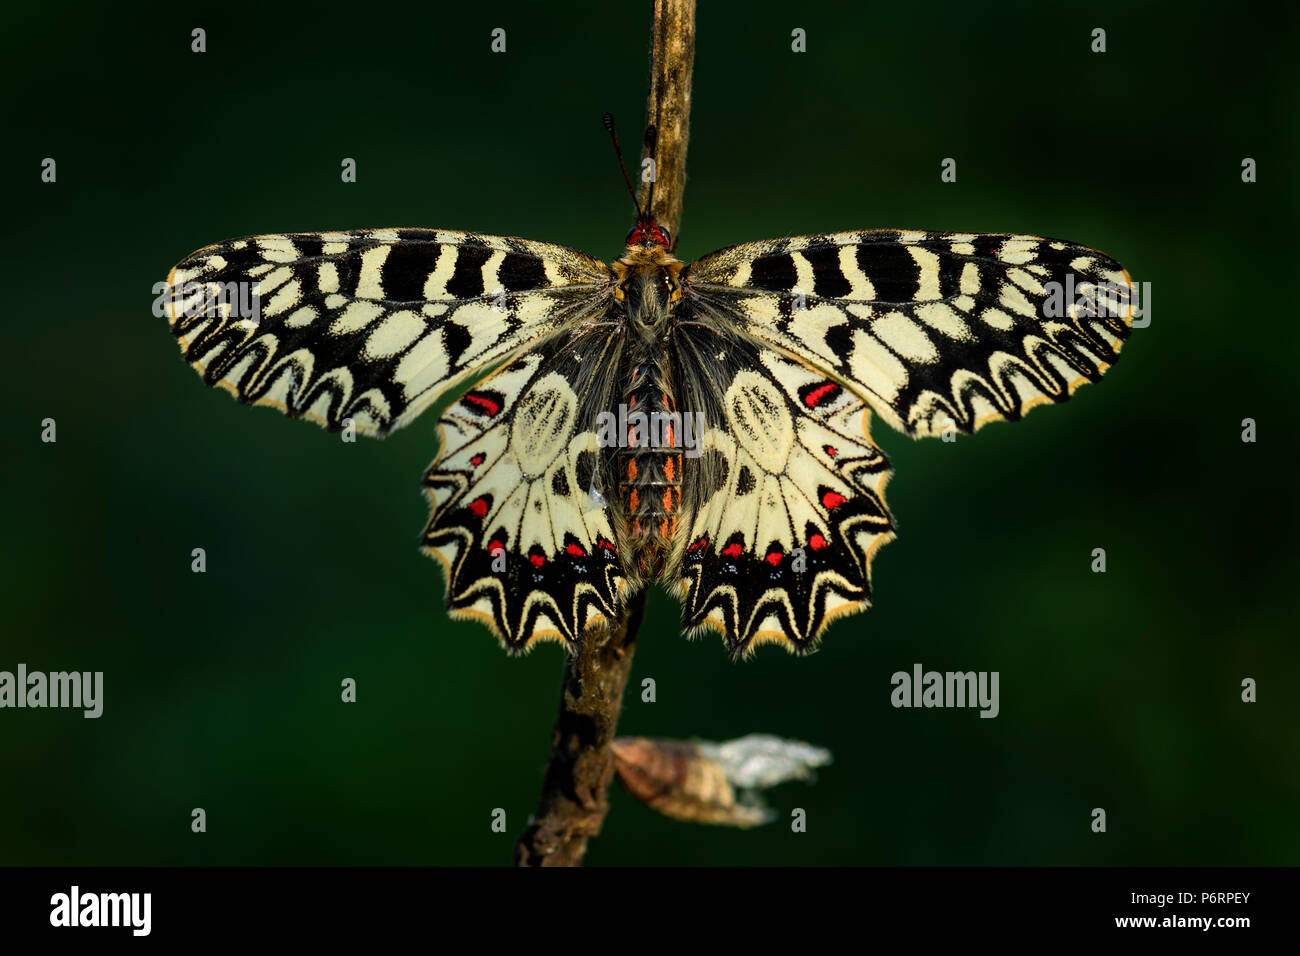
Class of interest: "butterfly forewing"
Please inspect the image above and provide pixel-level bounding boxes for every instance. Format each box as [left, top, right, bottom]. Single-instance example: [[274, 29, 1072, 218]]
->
[[684, 230, 1133, 439], [163, 229, 611, 435]]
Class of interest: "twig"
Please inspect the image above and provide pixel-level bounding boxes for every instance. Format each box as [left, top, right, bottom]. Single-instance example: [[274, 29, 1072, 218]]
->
[[639, 0, 695, 239], [513, 592, 647, 866], [513, 0, 696, 868]]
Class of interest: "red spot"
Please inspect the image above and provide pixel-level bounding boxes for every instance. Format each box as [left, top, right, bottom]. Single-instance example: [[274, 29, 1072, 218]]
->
[[469, 498, 488, 518], [722, 543, 743, 559], [597, 537, 616, 554], [470, 453, 485, 467], [464, 393, 500, 416], [529, 553, 546, 568], [822, 491, 847, 510], [803, 382, 840, 408], [489, 539, 504, 554], [809, 534, 828, 551], [825, 446, 838, 458], [688, 536, 708, 554], [765, 551, 783, 566], [565, 543, 587, 557]]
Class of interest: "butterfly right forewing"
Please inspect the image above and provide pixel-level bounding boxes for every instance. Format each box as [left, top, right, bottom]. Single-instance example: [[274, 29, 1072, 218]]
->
[[685, 230, 1133, 439]]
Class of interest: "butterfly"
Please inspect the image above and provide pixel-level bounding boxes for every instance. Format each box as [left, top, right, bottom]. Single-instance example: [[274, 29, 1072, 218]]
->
[[161, 186, 1132, 658]]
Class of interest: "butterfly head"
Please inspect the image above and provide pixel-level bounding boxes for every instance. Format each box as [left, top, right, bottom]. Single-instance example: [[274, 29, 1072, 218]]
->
[[625, 216, 672, 249]]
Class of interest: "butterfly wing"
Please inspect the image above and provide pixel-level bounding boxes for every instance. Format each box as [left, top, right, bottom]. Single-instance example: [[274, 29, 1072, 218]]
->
[[162, 228, 611, 435], [684, 230, 1133, 438], [671, 326, 895, 657], [421, 326, 631, 651], [672, 228, 1132, 653]]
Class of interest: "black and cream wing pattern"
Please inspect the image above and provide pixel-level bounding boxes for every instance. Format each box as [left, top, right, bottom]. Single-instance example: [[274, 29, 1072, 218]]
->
[[162, 225, 1132, 656], [163, 229, 611, 435], [673, 229, 1132, 654], [683, 230, 1132, 438]]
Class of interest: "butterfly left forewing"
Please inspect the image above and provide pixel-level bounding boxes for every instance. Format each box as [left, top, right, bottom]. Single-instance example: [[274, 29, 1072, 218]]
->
[[163, 228, 611, 436], [684, 230, 1133, 438]]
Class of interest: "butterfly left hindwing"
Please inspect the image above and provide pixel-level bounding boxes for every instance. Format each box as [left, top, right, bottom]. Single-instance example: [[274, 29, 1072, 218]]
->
[[421, 328, 629, 652]]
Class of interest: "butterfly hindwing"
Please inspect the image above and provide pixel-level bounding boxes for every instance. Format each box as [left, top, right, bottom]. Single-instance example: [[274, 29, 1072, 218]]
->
[[163, 229, 611, 436], [671, 330, 895, 657], [685, 230, 1132, 438], [421, 328, 629, 652]]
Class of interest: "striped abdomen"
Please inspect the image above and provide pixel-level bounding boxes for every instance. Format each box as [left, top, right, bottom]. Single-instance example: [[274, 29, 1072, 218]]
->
[[618, 364, 683, 580]]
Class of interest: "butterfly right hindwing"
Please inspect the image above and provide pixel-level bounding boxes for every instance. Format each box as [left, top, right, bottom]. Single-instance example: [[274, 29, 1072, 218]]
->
[[671, 326, 895, 657]]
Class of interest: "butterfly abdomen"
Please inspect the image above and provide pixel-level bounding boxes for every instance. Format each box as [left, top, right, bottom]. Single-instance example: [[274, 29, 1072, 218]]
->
[[617, 357, 683, 580]]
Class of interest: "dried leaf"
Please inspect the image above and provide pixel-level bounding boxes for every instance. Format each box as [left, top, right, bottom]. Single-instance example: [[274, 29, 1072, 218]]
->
[[611, 734, 831, 828]]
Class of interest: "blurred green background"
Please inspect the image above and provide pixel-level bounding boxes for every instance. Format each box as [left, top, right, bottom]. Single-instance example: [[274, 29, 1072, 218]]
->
[[3, 0, 1296, 866]]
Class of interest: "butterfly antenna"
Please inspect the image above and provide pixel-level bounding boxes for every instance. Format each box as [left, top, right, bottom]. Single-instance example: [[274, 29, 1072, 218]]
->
[[644, 124, 658, 220], [602, 113, 643, 220]]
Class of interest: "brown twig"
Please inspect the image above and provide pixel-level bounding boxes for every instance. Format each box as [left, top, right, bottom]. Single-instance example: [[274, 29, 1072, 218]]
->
[[513, 0, 696, 868], [639, 0, 695, 240], [512, 593, 647, 866]]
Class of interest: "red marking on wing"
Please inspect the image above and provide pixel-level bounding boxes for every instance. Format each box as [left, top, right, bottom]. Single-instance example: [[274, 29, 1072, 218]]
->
[[809, 534, 828, 551], [821, 491, 847, 510], [565, 543, 587, 557], [469, 498, 489, 518], [722, 543, 743, 559], [470, 453, 485, 467], [803, 382, 840, 407], [464, 393, 501, 416], [765, 551, 783, 566], [529, 553, 546, 568]]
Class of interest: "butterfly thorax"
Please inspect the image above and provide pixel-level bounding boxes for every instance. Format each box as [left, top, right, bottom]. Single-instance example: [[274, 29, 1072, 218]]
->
[[613, 246, 686, 580]]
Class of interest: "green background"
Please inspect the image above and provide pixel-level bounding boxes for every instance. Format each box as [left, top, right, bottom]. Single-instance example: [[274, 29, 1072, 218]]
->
[[3, 0, 1296, 866]]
